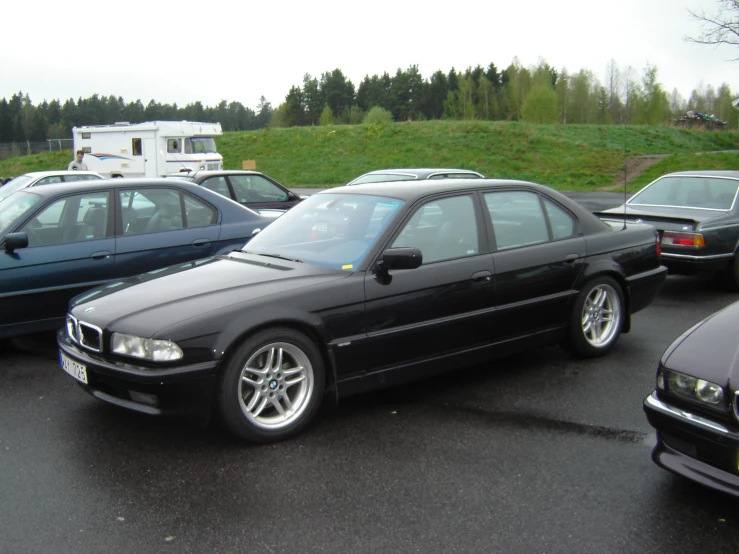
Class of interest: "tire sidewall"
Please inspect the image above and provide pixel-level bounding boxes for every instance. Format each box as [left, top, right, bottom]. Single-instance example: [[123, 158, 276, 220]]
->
[[217, 327, 325, 443], [567, 276, 624, 358]]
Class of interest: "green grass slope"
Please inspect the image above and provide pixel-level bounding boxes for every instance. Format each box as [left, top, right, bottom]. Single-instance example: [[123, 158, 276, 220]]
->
[[2, 121, 738, 191]]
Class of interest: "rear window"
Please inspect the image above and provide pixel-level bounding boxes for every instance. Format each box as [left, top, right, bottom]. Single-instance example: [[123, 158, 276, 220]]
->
[[628, 176, 739, 210]]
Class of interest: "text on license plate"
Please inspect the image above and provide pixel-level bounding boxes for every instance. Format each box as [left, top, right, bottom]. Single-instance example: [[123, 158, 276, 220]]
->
[[59, 351, 88, 384]]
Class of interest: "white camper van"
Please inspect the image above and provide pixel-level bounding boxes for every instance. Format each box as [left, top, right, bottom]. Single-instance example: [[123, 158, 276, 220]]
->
[[72, 121, 224, 178]]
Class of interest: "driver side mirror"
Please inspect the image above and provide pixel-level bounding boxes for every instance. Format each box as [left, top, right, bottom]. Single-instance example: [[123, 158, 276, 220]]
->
[[4, 232, 29, 252], [376, 247, 422, 272]]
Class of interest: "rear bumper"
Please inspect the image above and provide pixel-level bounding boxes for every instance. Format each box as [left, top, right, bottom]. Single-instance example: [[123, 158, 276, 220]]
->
[[661, 252, 733, 274], [626, 265, 668, 314]]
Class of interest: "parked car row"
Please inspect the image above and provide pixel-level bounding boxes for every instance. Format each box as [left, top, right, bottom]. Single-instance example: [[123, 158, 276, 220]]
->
[[5, 163, 739, 502]]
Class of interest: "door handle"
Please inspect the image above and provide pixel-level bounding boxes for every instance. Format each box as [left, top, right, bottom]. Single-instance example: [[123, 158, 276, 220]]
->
[[192, 239, 211, 247], [90, 250, 112, 260], [564, 254, 579, 264], [471, 270, 492, 283]]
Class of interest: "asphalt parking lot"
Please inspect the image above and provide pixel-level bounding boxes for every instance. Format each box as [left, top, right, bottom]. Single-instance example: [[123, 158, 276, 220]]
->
[[2, 192, 739, 553]]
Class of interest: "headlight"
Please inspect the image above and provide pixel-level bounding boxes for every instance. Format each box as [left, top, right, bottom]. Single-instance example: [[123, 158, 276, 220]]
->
[[111, 332, 183, 362], [661, 368, 724, 407]]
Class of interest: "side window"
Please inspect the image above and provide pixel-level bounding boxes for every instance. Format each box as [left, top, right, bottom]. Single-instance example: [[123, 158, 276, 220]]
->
[[184, 194, 217, 227], [543, 198, 576, 240], [392, 195, 478, 263], [132, 138, 142, 156], [119, 189, 183, 235], [167, 139, 181, 153], [230, 175, 286, 203], [20, 192, 109, 246], [485, 191, 549, 250], [36, 176, 63, 185], [201, 177, 231, 199], [63, 174, 99, 183]]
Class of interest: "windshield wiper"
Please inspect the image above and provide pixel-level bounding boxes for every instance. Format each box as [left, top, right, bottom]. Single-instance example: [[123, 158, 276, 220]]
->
[[237, 250, 303, 263]]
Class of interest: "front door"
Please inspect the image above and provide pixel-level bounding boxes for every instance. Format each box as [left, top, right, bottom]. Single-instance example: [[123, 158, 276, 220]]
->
[[362, 194, 495, 374], [0, 191, 114, 331]]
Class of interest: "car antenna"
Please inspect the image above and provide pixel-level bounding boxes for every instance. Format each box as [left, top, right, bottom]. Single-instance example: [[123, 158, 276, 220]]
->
[[623, 140, 627, 230]]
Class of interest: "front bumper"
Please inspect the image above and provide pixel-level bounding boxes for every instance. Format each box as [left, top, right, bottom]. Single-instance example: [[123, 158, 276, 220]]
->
[[58, 328, 220, 420], [643, 391, 739, 498]]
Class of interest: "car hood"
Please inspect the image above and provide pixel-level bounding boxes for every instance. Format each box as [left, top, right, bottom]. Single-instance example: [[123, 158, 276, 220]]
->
[[70, 252, 347, 337], [662, 300, 739, 387]]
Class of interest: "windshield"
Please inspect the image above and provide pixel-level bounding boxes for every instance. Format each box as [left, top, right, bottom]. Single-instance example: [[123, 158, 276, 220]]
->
[[0, 191, 42, 235], [186, 137, 218, 154], [349, 173, 418, 185], [0, 174, 35, 203], [242, 193, 405, 270], [628, 176, 739, 210]]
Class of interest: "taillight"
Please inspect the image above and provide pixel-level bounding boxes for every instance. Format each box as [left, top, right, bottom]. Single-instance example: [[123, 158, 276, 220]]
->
[[656, 239, 661, 257], [661, 231, 705, 247]]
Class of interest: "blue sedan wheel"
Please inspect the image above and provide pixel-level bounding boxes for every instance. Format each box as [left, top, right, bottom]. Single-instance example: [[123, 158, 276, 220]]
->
[[217, 327, 325, 443]]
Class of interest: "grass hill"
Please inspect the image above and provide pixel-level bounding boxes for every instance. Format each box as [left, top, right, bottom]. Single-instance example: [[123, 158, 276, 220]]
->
[[2, 121, 739, 192]]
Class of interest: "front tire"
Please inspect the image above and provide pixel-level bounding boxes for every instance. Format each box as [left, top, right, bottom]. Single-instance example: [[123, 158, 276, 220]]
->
[[217, 327, 325, 443], [563, 276, 624, 358]]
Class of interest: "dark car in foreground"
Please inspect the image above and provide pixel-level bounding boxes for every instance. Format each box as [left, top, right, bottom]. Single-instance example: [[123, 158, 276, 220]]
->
[[0, 178, 272, 339], [347, 167, 484, 185], [599, 171, 739, 289], [644, 299, 739, 498], [58, 178, 667, 443], [182, 170, 306, 215]]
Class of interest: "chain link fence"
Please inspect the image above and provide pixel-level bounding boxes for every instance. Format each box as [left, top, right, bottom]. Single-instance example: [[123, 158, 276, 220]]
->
[[0, 139, 74, 161]]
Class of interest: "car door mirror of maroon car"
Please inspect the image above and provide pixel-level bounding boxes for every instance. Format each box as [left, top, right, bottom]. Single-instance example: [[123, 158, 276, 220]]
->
[[376, 247, 423, 274], [4, 232, 29, 252]]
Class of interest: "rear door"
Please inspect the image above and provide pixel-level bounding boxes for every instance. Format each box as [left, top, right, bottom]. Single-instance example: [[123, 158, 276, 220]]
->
[[0, 190, 114, 326], [484, 189, 586, 338], [113, 187, 221, 277]]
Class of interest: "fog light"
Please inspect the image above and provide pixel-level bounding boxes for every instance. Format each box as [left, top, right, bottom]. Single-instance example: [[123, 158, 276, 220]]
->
[[129, 390, 158, 407]]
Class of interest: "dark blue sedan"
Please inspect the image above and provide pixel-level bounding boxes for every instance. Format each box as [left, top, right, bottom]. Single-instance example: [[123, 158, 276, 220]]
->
[[0, 178, 273, 339]]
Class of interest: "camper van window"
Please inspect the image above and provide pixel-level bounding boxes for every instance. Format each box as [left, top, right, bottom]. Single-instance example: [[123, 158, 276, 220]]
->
[[167, 139, 181, 153], [132, 138, 142, 156], [187, 137, 217, 154]]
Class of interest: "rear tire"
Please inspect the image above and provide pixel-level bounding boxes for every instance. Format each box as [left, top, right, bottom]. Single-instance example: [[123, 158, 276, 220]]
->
[[563, 276, 624, 358], [217, 327, 325, 443]]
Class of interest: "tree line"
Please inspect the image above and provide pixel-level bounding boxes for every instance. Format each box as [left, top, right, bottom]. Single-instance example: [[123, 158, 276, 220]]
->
[[1, 58, 736, 143]]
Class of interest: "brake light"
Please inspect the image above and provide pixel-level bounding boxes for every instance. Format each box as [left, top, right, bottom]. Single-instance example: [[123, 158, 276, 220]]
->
[[656, 239, 661, 257], [662, 231, 705, 247]]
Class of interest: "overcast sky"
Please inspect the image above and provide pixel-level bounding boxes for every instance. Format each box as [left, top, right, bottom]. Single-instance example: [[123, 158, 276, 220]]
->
[[3, 0, 737, 111]]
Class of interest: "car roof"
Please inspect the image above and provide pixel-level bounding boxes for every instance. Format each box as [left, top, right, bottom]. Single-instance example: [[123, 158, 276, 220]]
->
[[14, 178, 215, 198], [661, 170, 739, 179], [358, 168, 484, 178], [21, 170, 103, 178]]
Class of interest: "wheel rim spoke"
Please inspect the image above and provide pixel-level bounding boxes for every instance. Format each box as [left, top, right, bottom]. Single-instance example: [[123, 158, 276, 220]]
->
[[237, 340, 315, 430], [580, 284, 621, 347]]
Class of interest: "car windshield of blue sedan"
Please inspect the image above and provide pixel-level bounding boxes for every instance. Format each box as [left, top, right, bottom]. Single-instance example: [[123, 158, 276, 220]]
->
[[628, 176, 739, 210], [242, 193, 404, 270], [0, 191, 42, 234]]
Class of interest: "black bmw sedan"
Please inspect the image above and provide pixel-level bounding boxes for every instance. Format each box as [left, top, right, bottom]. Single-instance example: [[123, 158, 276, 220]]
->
[[644, 299, 739, 498], [58, 178, 667, 443]]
